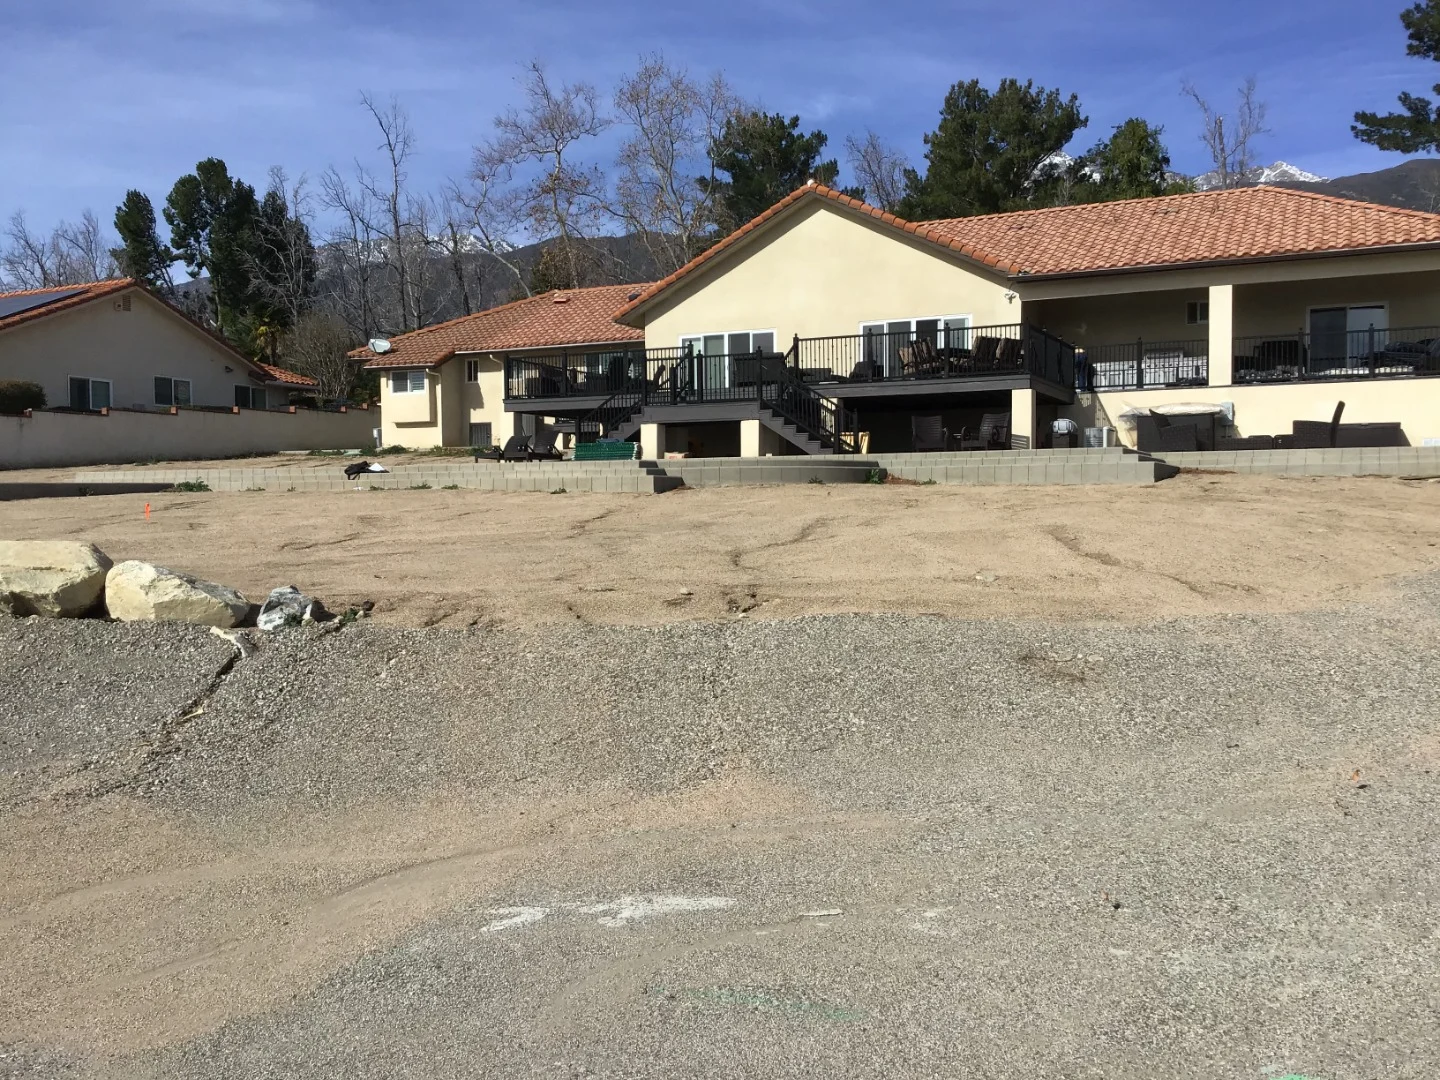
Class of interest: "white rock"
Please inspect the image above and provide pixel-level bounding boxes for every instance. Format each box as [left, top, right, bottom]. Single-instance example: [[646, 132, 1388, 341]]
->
[[105, 561, 249, 628], [0, 540, 112, 618]]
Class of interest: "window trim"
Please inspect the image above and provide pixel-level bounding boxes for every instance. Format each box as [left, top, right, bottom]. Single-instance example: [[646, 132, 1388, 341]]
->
[[465, 359, 481, 382], [678, 329, 778, 390], [389, 369, 427, 394], [153, 375, 192, 408], [858, 314, 971, 376], [677, 328, 779, 354], [68, 376, 112, 411], [234, 384, 268, 410]]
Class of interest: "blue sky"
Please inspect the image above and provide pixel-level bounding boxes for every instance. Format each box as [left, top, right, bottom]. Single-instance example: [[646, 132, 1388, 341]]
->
[[0, 0, 1428, 237]]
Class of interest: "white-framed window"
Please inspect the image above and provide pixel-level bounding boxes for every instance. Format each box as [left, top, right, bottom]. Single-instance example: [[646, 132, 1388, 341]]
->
[[389, 369, 426, 394], [858, 315, 970, 376], [154, 376, 191, 407], [465, 359, 480, 382], [234, 385, 268, 410], [1186, 301, 1209, 325], [68, 377, 111, 411], [679, 330, 776, 391]]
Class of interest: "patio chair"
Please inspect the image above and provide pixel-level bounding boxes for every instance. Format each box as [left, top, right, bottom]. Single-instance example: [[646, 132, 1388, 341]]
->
[[911, 414, 948, 452], [1290, 401, 1346, 449], [994, 337, 1023, 370], [957, 412, 1010, 451], [526, 427, 565, 461], [475, 434, 529, 462], [970, 336, 1001, 370]]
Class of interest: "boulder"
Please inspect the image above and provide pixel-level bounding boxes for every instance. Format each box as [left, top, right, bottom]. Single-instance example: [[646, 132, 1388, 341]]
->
[[105, 561, 249, 628], [256, 585, 327, 631], [0, 540, 112, 618]]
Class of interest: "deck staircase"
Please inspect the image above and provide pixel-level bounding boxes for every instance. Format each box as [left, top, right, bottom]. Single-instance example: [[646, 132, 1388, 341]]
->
[[577, 350, 856, 456]]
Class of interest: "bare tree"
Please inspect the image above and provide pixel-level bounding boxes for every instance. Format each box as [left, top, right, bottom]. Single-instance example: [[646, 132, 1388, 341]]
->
[[450, 161, 530, 298], [2, 210, 117, 288], [357, 93, 424, 331], [612, 54, 739, 275], [844, 130, 909, 213], [1, 211, 55, 288], [432, 187, 489, 317], [481, 62, 611, 288], [318, 166, 385, 339], [1183, 78, 1269, 189], [284, 309, 362, 402]]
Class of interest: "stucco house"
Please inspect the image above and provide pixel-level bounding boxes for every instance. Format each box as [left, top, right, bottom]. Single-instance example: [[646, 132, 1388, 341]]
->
[[0, 279, 388, 469], [360, 184, 1440, 456], [354, 284, 647, 450], [0, 278, 316, 412]]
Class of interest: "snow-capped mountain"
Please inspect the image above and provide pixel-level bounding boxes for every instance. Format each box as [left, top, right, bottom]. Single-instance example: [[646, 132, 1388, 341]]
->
[[1193, 161, 1328, 191]]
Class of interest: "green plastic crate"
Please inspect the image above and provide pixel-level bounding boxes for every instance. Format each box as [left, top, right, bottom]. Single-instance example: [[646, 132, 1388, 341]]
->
[[573, 440, 639, 461]]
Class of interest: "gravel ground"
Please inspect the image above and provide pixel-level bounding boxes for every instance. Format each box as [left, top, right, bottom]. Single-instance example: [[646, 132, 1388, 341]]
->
[[3, 574, 1439, 1078]]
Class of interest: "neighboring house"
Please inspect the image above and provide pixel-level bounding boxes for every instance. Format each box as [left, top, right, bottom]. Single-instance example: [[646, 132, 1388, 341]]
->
[[0, 279, 383, 470], [352, 284, 648, 450], [0, 279, 316, 411], [486, 183, 1440, 455]]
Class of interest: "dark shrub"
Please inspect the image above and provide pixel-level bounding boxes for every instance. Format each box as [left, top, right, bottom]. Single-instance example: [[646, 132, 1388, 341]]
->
[[0, 380, 45, 413]]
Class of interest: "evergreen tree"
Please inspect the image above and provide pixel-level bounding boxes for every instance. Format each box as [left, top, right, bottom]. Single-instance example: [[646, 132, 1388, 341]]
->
[[250, 187, 317, 351], [1074, 118, 1193, 202], [898, 79, 1087, 219], [1354, 0, 1440, 151], [111, 191, 174, 293], [706, 112, 859, 232], [163, 158, 259, 335]]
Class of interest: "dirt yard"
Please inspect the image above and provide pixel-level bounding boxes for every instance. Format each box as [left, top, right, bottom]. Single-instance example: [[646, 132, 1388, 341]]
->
[[3, 462, 1439, 626]]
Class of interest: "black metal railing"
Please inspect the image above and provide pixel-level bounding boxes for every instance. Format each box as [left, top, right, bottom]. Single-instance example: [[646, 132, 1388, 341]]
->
[[760, 360, 858, 453], [1077, 338, 1209, 390], [505, 346, 685, 401], [573, 342, 860, 451], [793, 323, 1074, 389], [1233, 324, 1440, 383]]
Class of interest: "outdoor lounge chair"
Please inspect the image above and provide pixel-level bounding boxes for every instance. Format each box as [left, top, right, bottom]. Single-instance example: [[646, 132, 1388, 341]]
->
[[911, 414, 948, 452], [957, 412, 1010, 451], [475, 434, 533, 462], [994, 337, 1023, 370], [1290, 401, 1345, 448], [526, 427, 565, 461]]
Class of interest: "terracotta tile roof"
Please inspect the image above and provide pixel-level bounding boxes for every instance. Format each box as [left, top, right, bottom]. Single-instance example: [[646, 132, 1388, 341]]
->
[[254, 361, 317, 387], [920, 185, 1440, 277], [0, 278, 302, 387], [614, 183, 1440, 321], [0, 278, 137, 332], [353, 284, 649, 370]]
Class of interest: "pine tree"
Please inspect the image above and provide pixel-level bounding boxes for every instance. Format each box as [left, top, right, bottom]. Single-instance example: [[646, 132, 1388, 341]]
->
[[1074, 119, 1193, 202], [898, 79, 1087, 219], [706, 112, 859, 232], [111, 191, 174, 293], [1354, 0, 1440, 151], [163, 159, 259, 336]]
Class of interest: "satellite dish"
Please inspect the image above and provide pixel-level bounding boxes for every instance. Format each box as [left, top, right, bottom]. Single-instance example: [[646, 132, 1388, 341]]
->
[[369, 338, 392, 354]]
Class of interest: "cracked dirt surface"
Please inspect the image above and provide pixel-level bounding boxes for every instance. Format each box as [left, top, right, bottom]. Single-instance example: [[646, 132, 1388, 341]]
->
[[2, 471, 1440, 628]]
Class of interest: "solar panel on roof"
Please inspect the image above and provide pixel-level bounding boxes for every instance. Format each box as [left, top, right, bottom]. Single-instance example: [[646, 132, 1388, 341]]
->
[[0, 287, 86, 320]]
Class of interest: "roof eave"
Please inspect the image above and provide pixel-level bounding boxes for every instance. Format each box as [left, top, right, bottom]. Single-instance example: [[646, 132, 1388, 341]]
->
[[1010, 240, 1440, 282]]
